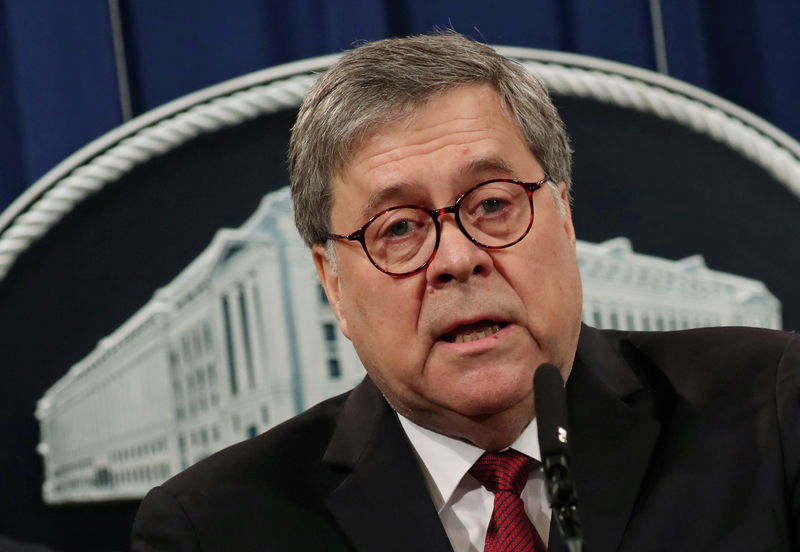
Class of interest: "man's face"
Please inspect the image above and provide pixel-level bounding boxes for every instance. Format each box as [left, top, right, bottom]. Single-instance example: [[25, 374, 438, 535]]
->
[[313, 84, 582, 448]]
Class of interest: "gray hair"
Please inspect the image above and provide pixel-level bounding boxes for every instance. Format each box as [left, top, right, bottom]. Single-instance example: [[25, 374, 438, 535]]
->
[[289, 32, 572, 248]]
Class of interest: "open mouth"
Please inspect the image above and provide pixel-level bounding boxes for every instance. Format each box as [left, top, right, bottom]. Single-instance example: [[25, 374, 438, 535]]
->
[[440, 321, 508, 344]]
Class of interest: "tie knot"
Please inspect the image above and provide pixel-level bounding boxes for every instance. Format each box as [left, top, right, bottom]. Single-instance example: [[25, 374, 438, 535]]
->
[[469, 449, 534, 496]]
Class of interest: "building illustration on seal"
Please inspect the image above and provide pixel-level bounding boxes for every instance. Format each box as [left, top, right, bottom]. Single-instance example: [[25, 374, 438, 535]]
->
[[35, 187, 781, 504]]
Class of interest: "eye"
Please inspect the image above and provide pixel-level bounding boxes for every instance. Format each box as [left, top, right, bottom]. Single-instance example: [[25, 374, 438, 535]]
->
[[370, 209, 428, 241], [470, 196, 511, 218], [463, 181, 522, 221], [480, 198, 505, 214], [388, 219, 413, 237]]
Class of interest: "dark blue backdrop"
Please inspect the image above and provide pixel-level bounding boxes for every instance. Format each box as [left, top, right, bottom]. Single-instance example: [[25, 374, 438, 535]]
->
[[1, 0, 799, 214], [2, 3, 800, 550]]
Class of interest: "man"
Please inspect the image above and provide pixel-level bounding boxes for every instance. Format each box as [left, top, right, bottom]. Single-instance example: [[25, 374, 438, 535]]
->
[[131, 32, 800, 551]]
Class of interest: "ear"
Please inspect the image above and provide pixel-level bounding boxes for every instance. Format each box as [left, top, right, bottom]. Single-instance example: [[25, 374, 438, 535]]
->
[[557, 182, 577, 247], [312, 243, 350, 339]]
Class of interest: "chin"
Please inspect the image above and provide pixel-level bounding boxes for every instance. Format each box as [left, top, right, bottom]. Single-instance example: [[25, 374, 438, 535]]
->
[[450, 389, 532, 419]]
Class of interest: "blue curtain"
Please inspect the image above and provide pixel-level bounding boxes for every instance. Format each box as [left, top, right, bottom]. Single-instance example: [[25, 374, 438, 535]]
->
[[1, 0, 799, 213]]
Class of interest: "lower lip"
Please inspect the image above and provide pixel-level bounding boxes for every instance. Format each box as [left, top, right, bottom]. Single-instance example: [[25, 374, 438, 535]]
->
[[435, 324, 514, 354]]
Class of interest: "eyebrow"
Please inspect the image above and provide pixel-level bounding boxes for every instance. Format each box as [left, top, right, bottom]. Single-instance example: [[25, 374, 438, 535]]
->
[[358, 156, 517, 222], [359, 182, 416, 222], [459, 156, 515, 178]]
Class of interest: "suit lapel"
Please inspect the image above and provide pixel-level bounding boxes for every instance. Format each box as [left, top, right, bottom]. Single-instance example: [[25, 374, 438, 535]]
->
[[562, 325, 662, 552], [321, 326, 661, 552], [323, 378, 453, 552], [548, 517, 565, 550]]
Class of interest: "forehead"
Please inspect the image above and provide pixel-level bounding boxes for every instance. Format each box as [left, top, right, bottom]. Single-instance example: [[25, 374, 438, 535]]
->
[[352, 86, 521, 166], [331, 85, 534, 216]]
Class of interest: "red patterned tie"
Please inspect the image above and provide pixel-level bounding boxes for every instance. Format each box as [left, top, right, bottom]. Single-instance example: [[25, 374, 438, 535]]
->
[[469, 449, 546, 552]]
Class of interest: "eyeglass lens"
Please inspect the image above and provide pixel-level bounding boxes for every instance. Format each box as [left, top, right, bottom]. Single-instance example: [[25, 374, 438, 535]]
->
[[363, 180, 532, 274]]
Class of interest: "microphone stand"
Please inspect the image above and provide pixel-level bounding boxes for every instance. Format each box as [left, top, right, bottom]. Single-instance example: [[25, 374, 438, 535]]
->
[[542, 454, 583, 552], [534, 363, 585, 552]]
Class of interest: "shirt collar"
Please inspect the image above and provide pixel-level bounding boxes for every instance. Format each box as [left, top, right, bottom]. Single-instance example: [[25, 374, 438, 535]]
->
[[398, 414, 542, 513]]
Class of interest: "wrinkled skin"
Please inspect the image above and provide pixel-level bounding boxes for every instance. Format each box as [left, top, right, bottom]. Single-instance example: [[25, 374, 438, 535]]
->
[[313, 85, 582, 450]]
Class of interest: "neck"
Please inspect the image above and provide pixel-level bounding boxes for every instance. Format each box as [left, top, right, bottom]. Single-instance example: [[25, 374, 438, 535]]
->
[[402, 395, 535, 452]]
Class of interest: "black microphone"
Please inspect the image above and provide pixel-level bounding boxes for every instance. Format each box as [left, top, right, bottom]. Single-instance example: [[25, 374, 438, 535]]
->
[[534, 363, 584, 552]]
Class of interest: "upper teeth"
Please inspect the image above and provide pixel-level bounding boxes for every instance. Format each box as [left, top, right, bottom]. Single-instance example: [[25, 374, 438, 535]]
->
[[452, 324, 502, 343]]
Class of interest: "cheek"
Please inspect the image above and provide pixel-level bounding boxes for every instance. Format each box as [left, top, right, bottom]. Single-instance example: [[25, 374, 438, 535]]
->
[[343, 279, 430, 405], [511, 239, 580, 321], [350, 281, 396, 325], [343, 275, 424, 346]]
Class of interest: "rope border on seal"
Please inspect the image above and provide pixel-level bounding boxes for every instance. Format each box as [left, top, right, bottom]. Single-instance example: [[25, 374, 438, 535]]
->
[[1, 47, 799, 284], [520, 58, 800, 193]]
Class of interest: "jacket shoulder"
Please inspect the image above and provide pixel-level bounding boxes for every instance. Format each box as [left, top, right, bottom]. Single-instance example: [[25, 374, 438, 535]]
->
[[131, 389, 356, 550], [617, 326, 799, 403], [624, 326, 797, 368]]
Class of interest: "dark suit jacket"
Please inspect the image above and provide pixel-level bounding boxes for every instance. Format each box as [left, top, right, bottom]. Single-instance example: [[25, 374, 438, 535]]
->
[[131, 325, 800, 551]]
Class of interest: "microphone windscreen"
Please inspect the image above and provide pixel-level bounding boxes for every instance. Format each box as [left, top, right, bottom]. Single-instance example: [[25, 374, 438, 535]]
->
[[534, 363, 569, 459]]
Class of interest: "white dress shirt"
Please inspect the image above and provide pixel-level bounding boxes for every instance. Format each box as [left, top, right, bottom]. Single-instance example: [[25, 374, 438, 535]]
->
[[398, 414, 552, 552]]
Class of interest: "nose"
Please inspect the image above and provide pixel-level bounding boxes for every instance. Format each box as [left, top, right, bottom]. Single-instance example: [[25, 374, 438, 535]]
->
[[425, 216, 493, 286]]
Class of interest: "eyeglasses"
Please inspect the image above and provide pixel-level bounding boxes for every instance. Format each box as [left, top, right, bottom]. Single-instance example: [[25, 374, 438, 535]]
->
[[327, 177, 549, 276]]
